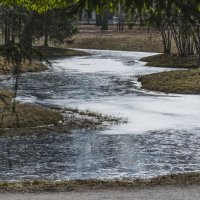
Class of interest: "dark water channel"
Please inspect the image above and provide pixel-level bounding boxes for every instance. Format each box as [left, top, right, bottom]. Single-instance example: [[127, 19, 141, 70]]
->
[[0, 49, 199, 182]]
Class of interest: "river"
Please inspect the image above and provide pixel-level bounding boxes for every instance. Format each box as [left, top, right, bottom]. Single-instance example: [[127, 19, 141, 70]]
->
[[0, 49, 199, 182]]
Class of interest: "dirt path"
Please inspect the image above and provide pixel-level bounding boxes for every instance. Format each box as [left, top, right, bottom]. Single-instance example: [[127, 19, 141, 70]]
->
[[1, 185, 200, 200]]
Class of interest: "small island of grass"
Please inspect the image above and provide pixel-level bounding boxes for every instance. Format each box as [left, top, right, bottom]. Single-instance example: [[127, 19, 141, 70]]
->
[[138, 68, 200, 94], [138, 52, 200, 94], [0, 90, 63, 131], [140, 54, 200, 69], [0, 90, 126, 136]]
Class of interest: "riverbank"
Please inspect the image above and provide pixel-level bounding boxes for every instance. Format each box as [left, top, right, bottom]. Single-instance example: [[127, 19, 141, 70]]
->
[[65, 27, 200, 94], [0, 90, 126, 135], [0, 90, 63, 130], [141, 54, 200, 69], [138, 68, 200, 94], [0, 46, 90, 75], [139, 54, 200, 94], [0, 173, 199, 193], [36, 46, 91, 59], [0, 47, 94, 131], [0, 57, 48, 74]]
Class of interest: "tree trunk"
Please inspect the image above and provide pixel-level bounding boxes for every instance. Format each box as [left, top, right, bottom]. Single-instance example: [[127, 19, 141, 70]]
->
[[11, 16, 16, 44], [18, 10, 22, 42], [21, 11, 37, 50], [193, 25, 200, 60], [4, 24, 9, 46], [4, 16, 10, 46], [96, 14, 102, 26], [44, 29, 49, 47], [160, 28, 172, 54], [101, 9, 109, 30]]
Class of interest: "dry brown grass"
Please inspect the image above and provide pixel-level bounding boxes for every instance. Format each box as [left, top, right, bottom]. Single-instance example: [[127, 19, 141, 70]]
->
[[0, 103, 63, 129], [0, 172, 199, 193], [35, 46, 91, 58], [0, 91, 126, 135], [0, 90, 12, 106], [0, 57, 48, 74], [139, 69, 200, 94], [0, 46, 90, 75], [141, 54, 200, 68], [0, 90, 63, 129], [65, 26, 177, 53]]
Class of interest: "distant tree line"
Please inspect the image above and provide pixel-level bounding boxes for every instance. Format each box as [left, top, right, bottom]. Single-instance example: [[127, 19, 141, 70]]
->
[[78, 0, 200, 59], [0, 0, 199, 58], [0, 6, 77, 48], [78, 0, 200, 60]]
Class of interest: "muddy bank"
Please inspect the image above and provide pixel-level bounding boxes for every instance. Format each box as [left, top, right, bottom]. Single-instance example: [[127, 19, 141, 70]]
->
[[0, 173, 199, 193]]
